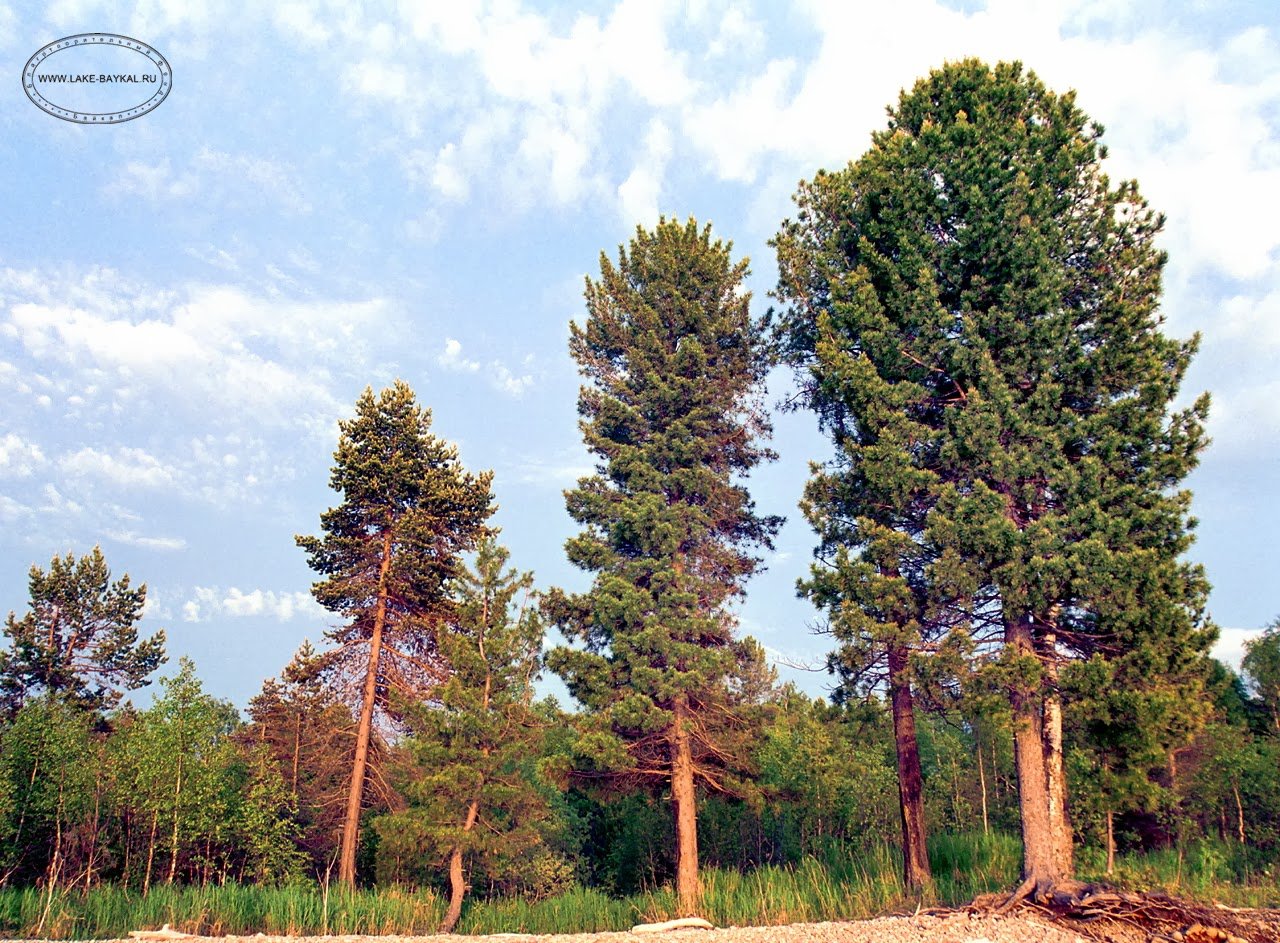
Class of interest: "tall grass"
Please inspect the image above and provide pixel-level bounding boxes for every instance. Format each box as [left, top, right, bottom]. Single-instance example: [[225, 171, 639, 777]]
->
[[1076, 840, 1280, 908], [2, 834, 1274, 939], [0, 884, 447, 940]]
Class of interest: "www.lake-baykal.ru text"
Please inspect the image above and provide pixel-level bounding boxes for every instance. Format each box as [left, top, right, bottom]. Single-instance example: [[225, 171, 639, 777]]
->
[[35, 73, 158, 83]]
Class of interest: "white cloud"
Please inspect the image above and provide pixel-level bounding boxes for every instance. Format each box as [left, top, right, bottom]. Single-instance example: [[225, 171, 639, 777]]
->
[[38, 483, 81, 516], [437, 338, 536, 397], [1215, 626, 1266, 671], [61, 446, 178, 490], [512, 447, 593, 486], [0, 434, 46, 477], [105, 150, 311, 215], [488, 361, 535, 397], [273, 2, 331, 45], [437, 337, 480, 372], [0, 494, 31, 522], [182, 585, 325, 623], [617, 119, 673, 224], [107, 530, 188, 552], [110, 160, 199, 202], [2, 268, 391, 434]]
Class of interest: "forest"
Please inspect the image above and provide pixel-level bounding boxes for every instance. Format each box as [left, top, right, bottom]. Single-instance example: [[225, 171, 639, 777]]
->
[[2, 60, 1279, 939]]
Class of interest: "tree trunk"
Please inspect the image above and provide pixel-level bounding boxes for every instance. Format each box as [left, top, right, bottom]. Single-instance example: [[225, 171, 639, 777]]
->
[[1105, 808, 1115, 875], [1232, 782, 1246, 845], [168, 751, 183, 884], [1006, 612, 1069, 889], [441, 631, 490, 934], [143, 808, 159, 896], [887, 645, 931, 888], [670, 693, 700, 916], [338, 529, 395, 887], [1040, 622, 1073, 874], [977, 734, 990, 836], [440, 796, 481, 933]]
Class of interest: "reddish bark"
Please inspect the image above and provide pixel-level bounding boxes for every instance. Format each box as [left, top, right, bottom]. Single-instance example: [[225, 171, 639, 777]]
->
[[888, 645, 932, 889], [338, 529, 393, 886]]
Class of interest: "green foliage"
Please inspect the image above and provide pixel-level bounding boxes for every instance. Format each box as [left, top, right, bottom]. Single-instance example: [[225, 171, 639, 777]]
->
[[243, 642, 353, 875], [374, 538, 554, 896], [545, 215, 780, 797], [112, 658, 242, 887], [0, 695, 98, 885], [1, 547, 165, 716], [755, 692, 898, 855], [237, 746, 307, 885], [1242, 619, 1280, 733], [774, 59, 1213, 879], [776, 54, 1211, 660], [297, 380, 495, 707]]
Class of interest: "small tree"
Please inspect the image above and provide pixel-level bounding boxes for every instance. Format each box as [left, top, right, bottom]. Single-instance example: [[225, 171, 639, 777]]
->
[[546, 218, 780, 915], [0, 695, 98, 888], [2, 547, 165, 715], [237, 744, 308, 885], [377, 538, 547, 932], [298, 381, 494, 885], [1242, 620, 1280, 734], [113, 659, 240, 890]]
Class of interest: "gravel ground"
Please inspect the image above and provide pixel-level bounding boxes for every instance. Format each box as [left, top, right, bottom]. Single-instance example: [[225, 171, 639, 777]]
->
[[6, 915, 1105, 943]]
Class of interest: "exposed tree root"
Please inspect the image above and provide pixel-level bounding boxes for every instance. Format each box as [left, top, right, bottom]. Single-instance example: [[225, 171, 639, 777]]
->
[[971, 883, 1280, 943]]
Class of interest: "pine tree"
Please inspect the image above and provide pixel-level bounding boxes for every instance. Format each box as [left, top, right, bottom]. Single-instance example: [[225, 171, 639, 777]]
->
[[297, 381, 494, 886], [2, 547, 166, 715], [545, 217, 780, 915], [377, 537, 547, 932], [774, 60, 1211, 893]]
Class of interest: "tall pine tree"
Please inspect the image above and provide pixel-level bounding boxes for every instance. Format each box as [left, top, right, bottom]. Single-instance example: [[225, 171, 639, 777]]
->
[[546, 217, 780, 915], [774, 60, 1211, 893], [297, 381, 494, 885]]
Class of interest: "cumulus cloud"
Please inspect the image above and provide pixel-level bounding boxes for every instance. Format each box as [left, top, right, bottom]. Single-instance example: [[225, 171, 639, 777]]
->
[[1, 268, 391, 435], [437, 338, 536, 397], [1215, 626, 1266, 671], [0, 494, 31, 522], [617, 119, 673, 225], [61, 446, 178, 490], [437, 337, 481, 372], [181, 586, 325, 624], [0, 434, 46, 477]]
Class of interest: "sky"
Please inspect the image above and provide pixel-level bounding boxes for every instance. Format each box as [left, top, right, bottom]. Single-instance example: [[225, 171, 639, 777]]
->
[[1, 0, 1277, 710]]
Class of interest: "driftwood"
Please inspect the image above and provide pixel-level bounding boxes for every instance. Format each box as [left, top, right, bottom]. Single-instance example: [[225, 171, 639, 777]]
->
[[631, 917, 716, 933], [128, 925, 193, 940], [971, 884, 1280, 943]]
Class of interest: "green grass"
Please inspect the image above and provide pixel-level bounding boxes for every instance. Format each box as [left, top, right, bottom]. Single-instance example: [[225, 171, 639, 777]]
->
[[0, 884, 448, 939], [2, 834, 1276, 939], [1076, 840, 1280, 909]]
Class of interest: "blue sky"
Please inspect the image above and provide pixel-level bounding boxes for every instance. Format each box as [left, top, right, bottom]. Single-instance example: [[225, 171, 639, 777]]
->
[[1, 0, 1277, 708]]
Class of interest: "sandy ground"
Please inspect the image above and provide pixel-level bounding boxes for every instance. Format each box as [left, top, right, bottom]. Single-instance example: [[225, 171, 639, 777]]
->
[[5, 914, 1109, 943]]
